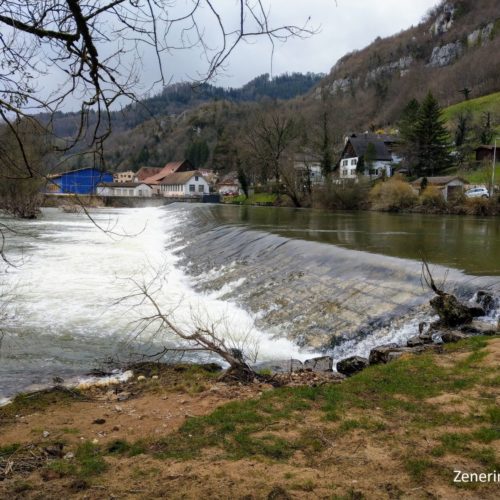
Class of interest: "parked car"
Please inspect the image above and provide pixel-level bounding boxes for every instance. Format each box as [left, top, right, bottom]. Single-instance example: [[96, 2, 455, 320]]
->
[[465, 186, 489, 199]]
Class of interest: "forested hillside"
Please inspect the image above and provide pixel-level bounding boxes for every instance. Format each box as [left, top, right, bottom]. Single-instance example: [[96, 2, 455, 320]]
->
[[51, 0, 500, 174]]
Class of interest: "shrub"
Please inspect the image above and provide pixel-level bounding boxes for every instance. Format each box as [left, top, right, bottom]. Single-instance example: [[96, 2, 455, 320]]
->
[[313, 179, 371, 210], [464, 197, 495, 216], [419, 185, 446, 209], [369, 178, 417, 211]]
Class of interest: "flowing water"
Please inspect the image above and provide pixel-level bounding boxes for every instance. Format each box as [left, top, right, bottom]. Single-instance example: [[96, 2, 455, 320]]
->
[[1, 205, 499, 403]]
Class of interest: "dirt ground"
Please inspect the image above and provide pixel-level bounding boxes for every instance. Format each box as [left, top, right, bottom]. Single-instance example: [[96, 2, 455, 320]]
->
[[0, 342, 499, 499]]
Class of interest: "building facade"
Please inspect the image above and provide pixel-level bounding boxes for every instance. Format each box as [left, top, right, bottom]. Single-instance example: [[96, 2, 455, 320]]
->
[[96, 182, 153, 197], [47, 168, 113, 195], [338, 133, 401, 180]]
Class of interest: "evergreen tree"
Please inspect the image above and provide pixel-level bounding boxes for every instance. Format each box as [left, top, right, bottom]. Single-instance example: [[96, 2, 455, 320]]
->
[[398, 98, 420, 171], [413, 92, 453, 177], [478, 112, 494, 145], [237, 162, 249, 198], [185, 140, 210, 168]]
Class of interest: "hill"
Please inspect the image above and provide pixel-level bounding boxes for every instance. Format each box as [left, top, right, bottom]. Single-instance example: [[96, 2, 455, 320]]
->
[[443, 91, 500, 133], [50, 0, 500, 173], [312, 0, 500, 131]]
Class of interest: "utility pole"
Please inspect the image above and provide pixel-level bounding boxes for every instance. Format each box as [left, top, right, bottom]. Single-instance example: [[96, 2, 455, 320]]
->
[[492, 139, 497, 198]]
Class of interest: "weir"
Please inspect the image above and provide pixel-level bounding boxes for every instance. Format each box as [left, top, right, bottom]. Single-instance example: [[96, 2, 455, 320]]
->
[[0, 204, 498, 400]]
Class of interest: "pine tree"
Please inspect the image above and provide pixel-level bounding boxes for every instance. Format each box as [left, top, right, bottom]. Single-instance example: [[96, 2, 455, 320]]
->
[[398, 98, 420, 172], [413, 92, 453, 177]]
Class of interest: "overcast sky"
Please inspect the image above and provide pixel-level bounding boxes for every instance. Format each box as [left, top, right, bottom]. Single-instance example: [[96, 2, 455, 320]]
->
[[34, 0, 440, 110], [140, 0, 440, 90]]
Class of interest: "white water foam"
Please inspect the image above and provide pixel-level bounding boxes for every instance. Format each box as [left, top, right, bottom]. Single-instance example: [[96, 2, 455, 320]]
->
[[1, 206, 315, 377]]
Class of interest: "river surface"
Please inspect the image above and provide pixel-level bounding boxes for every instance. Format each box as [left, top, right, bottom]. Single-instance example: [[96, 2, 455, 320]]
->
[[0, 205, 499, 402]]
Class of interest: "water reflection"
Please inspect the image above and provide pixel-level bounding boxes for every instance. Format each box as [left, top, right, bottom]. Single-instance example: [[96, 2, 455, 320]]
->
[[204, 206, 500, 276]]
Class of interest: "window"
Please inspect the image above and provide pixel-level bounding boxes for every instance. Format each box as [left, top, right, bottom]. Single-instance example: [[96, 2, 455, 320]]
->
[[351, 158, 358, 165], [189, 184, 195, 192], [195, 176, 199, 181], [198, 185, 204, 193]]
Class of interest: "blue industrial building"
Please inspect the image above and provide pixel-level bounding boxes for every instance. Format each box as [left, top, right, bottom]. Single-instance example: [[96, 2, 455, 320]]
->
[[47, 167, 113, 195]]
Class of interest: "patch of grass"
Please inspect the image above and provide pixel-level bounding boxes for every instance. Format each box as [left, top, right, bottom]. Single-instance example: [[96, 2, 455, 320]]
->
[[0, 387, 84, 424], [61, 427, 80, 435], [472, 427, 500, 443], [75, 442, 107, 477], [106, 439, 146, 457], [486, 406, 500, 425], [443, 91, 500, 131], [225, 193, 278, 205], [0, 443, 21, 457], [468, 447, 500, 470], [290, 479, 315, 492], [404, 457, 432, 482], [48, 459, 78, 477]]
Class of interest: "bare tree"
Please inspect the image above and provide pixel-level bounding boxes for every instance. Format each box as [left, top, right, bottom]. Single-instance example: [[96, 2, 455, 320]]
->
[[122, 270, 260, 382], [0, 1, 316, 178], [244, 106, 304, 204]]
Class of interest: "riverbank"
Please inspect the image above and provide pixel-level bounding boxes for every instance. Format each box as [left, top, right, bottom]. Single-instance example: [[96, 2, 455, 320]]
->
[[1, 336, 499, 499]]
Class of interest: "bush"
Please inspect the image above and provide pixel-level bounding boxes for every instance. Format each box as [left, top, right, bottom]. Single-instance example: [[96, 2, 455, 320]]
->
[[369, 178, 417, 211], [419, 186, 446, 209], [313, 179, 371, 210], [464, 197, 496, 216]]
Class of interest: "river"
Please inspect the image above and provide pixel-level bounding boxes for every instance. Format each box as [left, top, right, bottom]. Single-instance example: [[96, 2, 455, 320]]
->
[[0, 205, 499, 402]]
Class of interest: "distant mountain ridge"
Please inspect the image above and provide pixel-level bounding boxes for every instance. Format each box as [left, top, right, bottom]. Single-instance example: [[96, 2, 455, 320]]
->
[[47, 72, 324, 140]]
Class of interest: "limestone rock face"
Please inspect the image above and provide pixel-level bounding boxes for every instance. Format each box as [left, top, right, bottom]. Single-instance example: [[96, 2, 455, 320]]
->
[[428, 41, 463, 67], [336, 356, 368, 376], [430, 3, 455, 36]]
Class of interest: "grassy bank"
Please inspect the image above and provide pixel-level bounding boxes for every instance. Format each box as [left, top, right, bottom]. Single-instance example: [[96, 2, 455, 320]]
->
[[1, 337, 499, 498]]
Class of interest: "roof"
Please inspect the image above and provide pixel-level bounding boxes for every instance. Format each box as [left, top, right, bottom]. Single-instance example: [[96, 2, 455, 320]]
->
[[345, 134, 394, 161], [135, 166, 162, 181], [411, 176, 467, 186], [97, 182, 151, 188], [48, 167, 111, 179], [160, 170, 205, 185], [144, 160, 193, 184], [475, 145, 496, 151]]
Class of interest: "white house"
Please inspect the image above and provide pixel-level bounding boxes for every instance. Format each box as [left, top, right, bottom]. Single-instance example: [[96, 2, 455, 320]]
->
[[158, 171, 209, 197], [337, 133, 401, 180], [96, 182, 153, 197]]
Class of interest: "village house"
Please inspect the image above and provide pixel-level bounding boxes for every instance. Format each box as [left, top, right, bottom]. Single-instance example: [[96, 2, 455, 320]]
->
[[143, 160, 195, 185], [96, 181, 153, 198], [337, 133, 401, 180], [158, 171, 209, 197], [216, 172, 241, 196], [294, 152, 324, 185], [411, 176, 467, 201], [113, 170, 135, 183], [135, 166, 162, 182]]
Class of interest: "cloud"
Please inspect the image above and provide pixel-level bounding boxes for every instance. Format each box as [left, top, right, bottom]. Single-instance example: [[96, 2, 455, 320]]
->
[[37, 0, 440, 109]]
